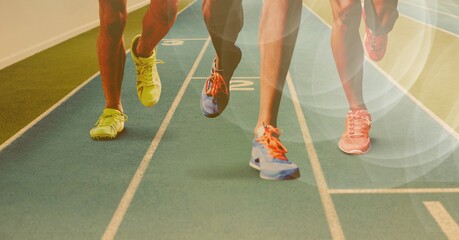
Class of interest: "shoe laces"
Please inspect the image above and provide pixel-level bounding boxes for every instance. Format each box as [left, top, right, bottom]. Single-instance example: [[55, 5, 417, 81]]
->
[[256, 124, 288, 160], [346, 110, 371, 138], [205, 69, 228, 99], [137, 59, 164, 86], [94, 112, 128, 127]]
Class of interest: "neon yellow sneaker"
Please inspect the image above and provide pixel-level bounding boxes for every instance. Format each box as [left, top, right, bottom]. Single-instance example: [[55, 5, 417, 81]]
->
[[90, 108, 128, 140], [338, 110, 372, 154], [130, 34, 162, 107]]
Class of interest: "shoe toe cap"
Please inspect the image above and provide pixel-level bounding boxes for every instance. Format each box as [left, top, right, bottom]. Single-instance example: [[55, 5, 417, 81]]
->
[[140, 86, 161, 107], [90, 126, 116, 139]]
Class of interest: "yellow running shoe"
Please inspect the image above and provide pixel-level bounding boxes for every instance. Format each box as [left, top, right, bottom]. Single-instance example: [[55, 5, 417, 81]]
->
[[338, 110, 372, 154], [130, 34, 162, 107], [90, 108, 128, 140]]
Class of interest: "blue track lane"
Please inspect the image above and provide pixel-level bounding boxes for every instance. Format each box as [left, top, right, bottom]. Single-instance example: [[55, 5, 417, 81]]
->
[[0, 1, 458, 239]]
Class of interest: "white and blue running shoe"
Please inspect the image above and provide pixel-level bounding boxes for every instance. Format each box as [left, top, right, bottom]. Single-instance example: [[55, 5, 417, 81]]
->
[[200, 47, 242, 118], [250, 125, 300, 180]]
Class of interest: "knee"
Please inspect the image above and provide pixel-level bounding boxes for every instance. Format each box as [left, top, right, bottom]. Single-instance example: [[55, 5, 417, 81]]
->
[[99, 1, 127, 39], [332, 2, 362, 32]]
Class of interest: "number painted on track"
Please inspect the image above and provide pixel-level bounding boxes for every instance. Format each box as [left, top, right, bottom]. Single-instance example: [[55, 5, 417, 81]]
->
[[230, 80, 254, 91], [162, 40, 185, 46]]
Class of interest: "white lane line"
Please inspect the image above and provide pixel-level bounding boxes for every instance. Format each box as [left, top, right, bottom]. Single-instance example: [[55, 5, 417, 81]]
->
[[101, 37, 211, 240], [163, 38, 209, 41], [286, 72, 345, 240], [398, 13, 459, 38], [329, 188, 459, 194], [399, 0, 459, 19], [0, 72, 99, 151], [0, 0, 200, 152], [301, 3, 459, 141], [191, 76, 260, 80], [424, 201, 459, 240]]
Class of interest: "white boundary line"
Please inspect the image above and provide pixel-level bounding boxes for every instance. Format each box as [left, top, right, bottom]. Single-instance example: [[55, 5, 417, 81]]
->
[[191, 76, 260, 80], [178, 0, 197, 13], [101, 37, 211, 240], [399, 0, 459, 20], [0, 72, 100, 151], [286, 72, 345, 240], [0, 0, 199, 152], [424, 201, 459, 239], [163, 38, 208, 41], [302, 3, 459, 141], [434, 0, 459, 9], [0, 1, 152, 70], [329, 188, 459, 194], [399, 13, 459, 38]]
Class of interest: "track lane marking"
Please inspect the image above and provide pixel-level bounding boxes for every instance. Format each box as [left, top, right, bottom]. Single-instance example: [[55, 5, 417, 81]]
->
[[329, 188, 459, 194], [0, 0, 200, 151], [101, 37, 211, 240], [0, 72, 99, 151], [301, 2, 459, 140], [424, 201, 459, 240], [286, 72, 345, 240]]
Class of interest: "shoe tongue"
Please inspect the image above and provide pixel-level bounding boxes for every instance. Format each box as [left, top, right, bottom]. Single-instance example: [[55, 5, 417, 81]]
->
[[349, 110, 368, 117], [256, 126, 265, 137], [103, 108, 121, 115], [138, 55, 154, 63]]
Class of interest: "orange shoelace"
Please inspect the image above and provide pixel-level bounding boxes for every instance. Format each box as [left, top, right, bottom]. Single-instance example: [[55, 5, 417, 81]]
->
[[256, 125, 288, 160], [205, 70, 228, 99], [347, 111, 371, 138]]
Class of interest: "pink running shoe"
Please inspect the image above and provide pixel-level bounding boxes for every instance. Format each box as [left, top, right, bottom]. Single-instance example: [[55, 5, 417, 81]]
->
[[363, 10, 388, 61], [339, 110, 372, 154]]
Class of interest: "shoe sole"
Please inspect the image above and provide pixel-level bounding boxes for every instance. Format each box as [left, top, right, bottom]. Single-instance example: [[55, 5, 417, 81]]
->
[[90, 129, 124, 141], [200, 105, 221, 118], [249, 160, 260, 170], [338, 142, 371, 155], [250, 151, 300, 180], [251, 160, 300, 180], [91, 136, 116, 140]]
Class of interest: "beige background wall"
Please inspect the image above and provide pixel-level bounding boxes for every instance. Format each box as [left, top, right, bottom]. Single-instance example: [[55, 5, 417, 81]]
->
[[0, 0, 149, 69]]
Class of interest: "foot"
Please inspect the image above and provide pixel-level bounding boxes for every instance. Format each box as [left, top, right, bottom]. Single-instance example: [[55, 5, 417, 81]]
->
[[338, 109, 372, 154], [250, 125, 300, 180], [363, 10, 388, 61], [131, 34, 162, 107], [200, 46, 242, 118], [90, 108, 128, 140]]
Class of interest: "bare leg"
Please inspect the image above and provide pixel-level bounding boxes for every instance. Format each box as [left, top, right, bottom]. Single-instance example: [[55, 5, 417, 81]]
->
[[202, 0, 243, 72], [97, 0, 128, 112], [255, 0, 302, 133], [135, 0, 178, 57], [330, 0, 365, 110], [200, 0, 243, 118], [364, 0, 398, 35]]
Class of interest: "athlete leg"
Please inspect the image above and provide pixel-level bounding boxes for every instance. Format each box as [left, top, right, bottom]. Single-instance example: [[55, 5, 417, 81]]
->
[[364, 0, 398, 35], [200, 0, 244, 118], [255, 0, 302, 131], [97, 0, 128, 112], [202, 0, 243, 71], [330, 0, 366, 110], [135, 0, 178, 57]]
